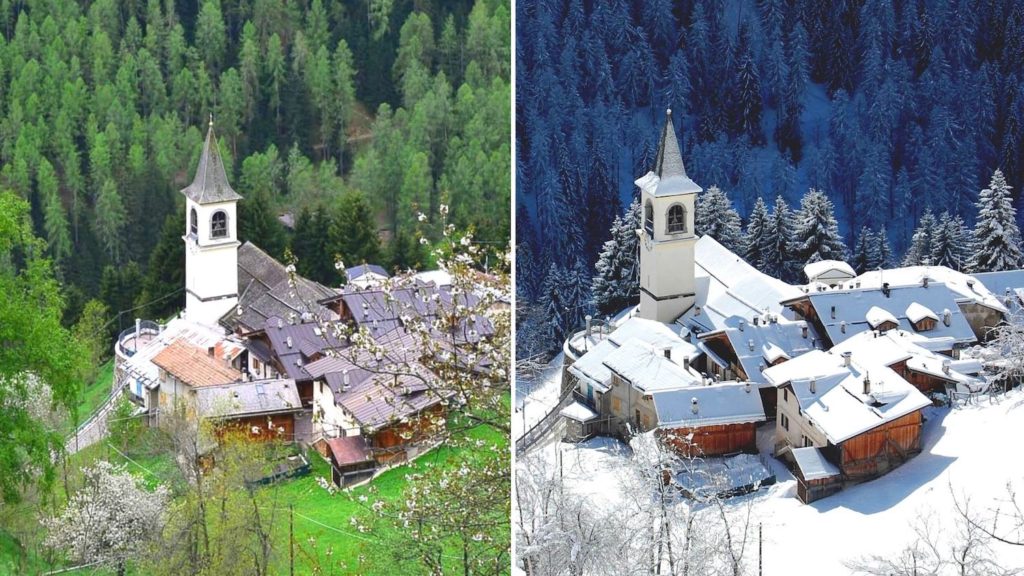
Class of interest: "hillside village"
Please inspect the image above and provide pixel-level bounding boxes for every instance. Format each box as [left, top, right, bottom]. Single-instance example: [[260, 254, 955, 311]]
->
[[100, 120, 501, 490], [523, 111, 1024, 508]]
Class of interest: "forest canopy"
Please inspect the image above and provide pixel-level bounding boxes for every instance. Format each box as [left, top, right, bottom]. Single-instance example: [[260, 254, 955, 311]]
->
[[0, 0, 510, 328]]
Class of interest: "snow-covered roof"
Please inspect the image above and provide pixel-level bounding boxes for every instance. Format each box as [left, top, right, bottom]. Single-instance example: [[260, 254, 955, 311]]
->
[[603, 339, 702, 393], [855, 266, 1007, 314], [765, 345, 931, 444], [906, 302, 939, 324], [678, 237, 804, 334], [791, 447, 841, 481], [703, 317, 816, 385], [785, 282, 977, 346], [866, 305, 899, 328], [568, 339, 618, 392], [560, 401, 598, 422], [803, 260, 856, 282], [652, 382, 765, 428], [634, 111, 702, 198]]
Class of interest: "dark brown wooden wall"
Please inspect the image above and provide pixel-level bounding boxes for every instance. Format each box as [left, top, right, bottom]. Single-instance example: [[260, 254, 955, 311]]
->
[[657, 423, 758, 457], [840, 410, 922, 478], [215, 413, 296, 442]]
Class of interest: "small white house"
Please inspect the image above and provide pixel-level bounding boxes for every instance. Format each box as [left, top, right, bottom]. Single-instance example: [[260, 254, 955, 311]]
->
[[803, 260, 856, 287]]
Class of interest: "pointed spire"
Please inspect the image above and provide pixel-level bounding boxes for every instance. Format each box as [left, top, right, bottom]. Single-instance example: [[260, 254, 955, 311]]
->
[[181, 118, 242, 205], [654, 109, 687, 179]]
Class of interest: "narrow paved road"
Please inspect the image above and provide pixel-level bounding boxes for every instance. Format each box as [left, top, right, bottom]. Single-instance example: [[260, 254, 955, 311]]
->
[[65, 382, 125, 455]]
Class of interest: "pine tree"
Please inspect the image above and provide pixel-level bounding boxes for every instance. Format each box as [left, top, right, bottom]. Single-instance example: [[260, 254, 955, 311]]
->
[[903, 210, 938, 266], [762, 195, 795, 281], [931, 212, 959, 270], [852, 226, 874, 273], [875, 228, 893, 269], [971, 170, 1024, 272], [792, 188, 846, 265], [138, 215, 185, 320], [743, 196, 770, 270], [695, 185, 744, 254], [238, 186, 287, 261], [538, 263, 570, 348], [592, 200, 640, 315]]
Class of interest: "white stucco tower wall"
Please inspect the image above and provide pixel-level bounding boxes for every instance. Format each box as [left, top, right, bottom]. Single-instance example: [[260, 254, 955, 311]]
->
[[182, 120, 242, 327], [636, 110, 701, 323]]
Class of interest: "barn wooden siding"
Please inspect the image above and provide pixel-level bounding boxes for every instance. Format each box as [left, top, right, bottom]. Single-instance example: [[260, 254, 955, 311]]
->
[[839, 410, 922, 479], [371, 403, 446, 465], [656, 422, 758, 458], [213, 413, 296, 442], [796, 474, 842, 504]]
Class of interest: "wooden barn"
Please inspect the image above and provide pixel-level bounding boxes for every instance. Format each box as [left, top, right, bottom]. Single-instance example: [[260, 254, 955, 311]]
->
[[651, 382, 766, 458], [194, 379, 304, 442], [791, 447, 842, 504], [324, 436, 377, 487]]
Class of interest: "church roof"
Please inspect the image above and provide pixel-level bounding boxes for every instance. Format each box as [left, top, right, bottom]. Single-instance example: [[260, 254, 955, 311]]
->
[[635, 110, 702, 198], [181, 120, 243, 205], [654, 109, 687, 180]]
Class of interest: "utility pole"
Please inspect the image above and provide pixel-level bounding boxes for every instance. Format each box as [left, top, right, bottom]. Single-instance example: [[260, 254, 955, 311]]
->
[[758, 522, 762, 576], [290, 503, 295, 576]]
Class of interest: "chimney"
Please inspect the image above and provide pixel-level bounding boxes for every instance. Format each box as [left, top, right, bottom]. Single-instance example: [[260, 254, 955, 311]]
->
[[739, 320, 745, 331], [830, 305, 836, 319], [277, 318, 284, 329], [695, 306, 702, 316], [882, 282, 890, 298], [842, 351, 852, 367], [663, 346, 671, 359], [923, 276, 929, 288], [135, 318, 141, 338], [683, 357, 690, 371], [585, 315, 593, 339], [943, 309, 952, 327], [342, 369, 350, 391], [207, 346, 215, 357], [863, 373, 871, 395], [840, 320, 847, 334], [744, 382, 751, 393], [810, 378, 817, 394], [286, 336, 293, 349], [801, 324, 808, 339], [748, 339, 755, 352], [753, 316, 760, 326], [942, 359, 951, 375], [691, 397, 698, 414], [966, 279, 975, 289]]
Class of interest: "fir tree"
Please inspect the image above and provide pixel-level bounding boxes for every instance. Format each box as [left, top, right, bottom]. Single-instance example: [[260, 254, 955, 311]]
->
[[137, 215, 185, 320], [743, 196, 770, 270], [852, 226, 874, 273], [875, 228, 893, 269], [762, 195, 796, 281], [792, 188, 846, 265], [592, 200, 640, 315], [971, 170, 1024, 272], [538, 263, 570, 348], [903, 210, 938, 266], [695, 185, 744, 254]]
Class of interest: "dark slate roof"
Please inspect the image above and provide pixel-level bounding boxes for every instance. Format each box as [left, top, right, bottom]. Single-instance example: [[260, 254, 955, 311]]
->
[[346, 264, 389, 280], [654, 109, 687, 180], [181, 122, 243, 205], [340, 282, 494, 344], [262, 317, 347, 381], [221, 242, 338, 333], [195, 378, 303, 419]]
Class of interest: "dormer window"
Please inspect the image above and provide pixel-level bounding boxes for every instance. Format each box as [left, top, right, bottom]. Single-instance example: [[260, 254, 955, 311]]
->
[[666, 204, 686, 233], [644, 201, 654, 236], [211, 210, 228, 239], [190, 208, 198, 236]]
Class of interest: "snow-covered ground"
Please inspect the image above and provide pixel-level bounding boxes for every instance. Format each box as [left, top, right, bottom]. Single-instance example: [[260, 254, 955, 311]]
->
[[513, 352, 564, 441], [518, 385, 1024, 574]]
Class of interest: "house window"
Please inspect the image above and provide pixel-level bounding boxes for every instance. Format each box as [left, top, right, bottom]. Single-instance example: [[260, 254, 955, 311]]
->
[[803, 435, 813, 447], [634, 409, 641, 428], [784, 388, 788, 402], [666, 204, 686, 233], [611, 397, 621, 412], [644, 201, 654, 236], [781, 413, 789, 431], [211, 211, 228, 239], [190, 208, 198, 236], [252, 358, 261, 372]]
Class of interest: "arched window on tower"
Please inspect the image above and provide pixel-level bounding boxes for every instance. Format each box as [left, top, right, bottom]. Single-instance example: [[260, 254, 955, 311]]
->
[[667, 204, 686, 234], [190, 208, 198, 236], [644, 201, 654, 236], [211, 211, 228, 239]]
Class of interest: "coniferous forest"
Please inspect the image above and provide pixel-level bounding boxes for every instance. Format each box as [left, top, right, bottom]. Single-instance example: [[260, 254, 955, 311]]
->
[[0, 0, 510, 333], [516, 0, 1024, 357]]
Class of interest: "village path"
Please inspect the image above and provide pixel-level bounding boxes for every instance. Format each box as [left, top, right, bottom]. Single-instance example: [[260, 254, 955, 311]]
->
[[65, 382, 125, 456]]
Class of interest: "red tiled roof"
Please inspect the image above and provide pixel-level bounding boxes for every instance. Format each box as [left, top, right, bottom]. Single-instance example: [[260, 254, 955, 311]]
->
[[152, 339, 241, 388]]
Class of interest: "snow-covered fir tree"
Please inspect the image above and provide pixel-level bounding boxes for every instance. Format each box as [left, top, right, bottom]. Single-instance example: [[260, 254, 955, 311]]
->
[[931, 212, 973, 271], [791, 188, 847, 265], [971, 169, 1024, 272], [762, 194, 796, 281], [538, 263, 571, 349], [592, 200, 640, 314], [852, 226, 874, 273], [903, 209, 938, 266], [743, 196, 770, 270], [875, 228, 893, 269], [695, 185, 744, 255]]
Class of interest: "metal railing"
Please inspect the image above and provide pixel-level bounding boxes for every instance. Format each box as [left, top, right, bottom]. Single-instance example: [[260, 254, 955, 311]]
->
[[116, 320, 161, 358], [515, 387, 579, 456]]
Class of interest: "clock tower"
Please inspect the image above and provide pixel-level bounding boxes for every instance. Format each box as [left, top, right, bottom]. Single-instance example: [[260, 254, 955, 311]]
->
[[636, 110, 701, 323], [182, 119, 242, 327]]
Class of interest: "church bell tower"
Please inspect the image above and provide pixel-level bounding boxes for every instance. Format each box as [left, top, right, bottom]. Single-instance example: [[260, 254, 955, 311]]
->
[[636, 109, 701, 323], [182, 118, 242, 327]]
